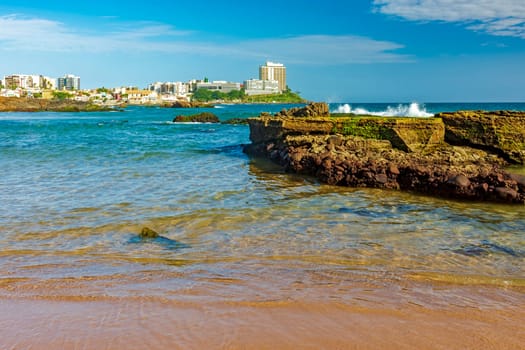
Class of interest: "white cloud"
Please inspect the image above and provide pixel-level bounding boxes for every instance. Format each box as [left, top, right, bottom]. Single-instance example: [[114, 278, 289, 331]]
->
[[0, 14, 410, 64], [373, 0, 525, 38]]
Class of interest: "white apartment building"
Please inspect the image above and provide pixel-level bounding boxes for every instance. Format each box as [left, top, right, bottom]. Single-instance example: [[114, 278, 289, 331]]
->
[[244, 79, 280, 96], [148, 81, 189, 97], [2, 74, 55, 90], [195, 81, 241, 93]]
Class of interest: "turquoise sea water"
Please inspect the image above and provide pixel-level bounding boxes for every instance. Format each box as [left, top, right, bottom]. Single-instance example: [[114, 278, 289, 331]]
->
[[0, 103, 524, 303]]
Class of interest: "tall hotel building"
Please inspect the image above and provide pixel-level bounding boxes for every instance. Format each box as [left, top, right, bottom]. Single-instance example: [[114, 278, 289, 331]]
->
[[57, 74, 81, 91], [259, 61, 286, 93]]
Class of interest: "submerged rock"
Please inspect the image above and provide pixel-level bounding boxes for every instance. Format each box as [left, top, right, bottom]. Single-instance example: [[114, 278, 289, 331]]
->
[[134, 227, 190, 250], [173, 112, 219, 123], [140, 227, 159, 239], [221, 118, 249, 125]]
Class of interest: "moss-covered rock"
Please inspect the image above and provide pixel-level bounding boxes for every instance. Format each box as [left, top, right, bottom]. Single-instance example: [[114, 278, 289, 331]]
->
[[248, 114, 444, 152], [139, 227, 159, 239], [331, 117, 444, 152], [173, 112, 219, 123], [221, 118, 249, 125], [437, 110, 525, 164]]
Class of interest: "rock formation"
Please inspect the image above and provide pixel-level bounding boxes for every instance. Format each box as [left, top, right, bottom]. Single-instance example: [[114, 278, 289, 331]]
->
[[244, 103, 525, 204], [173, 112, 219, 123], [0, 96, 113, 112], [436, 110, 525, 164]]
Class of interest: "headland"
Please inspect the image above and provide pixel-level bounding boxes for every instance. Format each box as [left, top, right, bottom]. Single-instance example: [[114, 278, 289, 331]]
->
[[0, 96, 117, 112]]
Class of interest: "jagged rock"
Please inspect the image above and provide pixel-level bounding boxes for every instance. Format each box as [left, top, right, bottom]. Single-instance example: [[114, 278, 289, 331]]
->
[[437, 110, 525, 164], [276, 102, 329, 118]]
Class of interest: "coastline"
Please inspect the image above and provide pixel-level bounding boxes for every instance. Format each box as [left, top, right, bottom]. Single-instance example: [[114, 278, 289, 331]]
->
[[1, 276, 523, 349], [0, 96, 120, 112], [1, 102, 524, 349]]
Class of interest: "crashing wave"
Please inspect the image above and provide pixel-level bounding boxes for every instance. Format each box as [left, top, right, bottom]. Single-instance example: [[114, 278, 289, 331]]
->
[[331, 103, 434, 117]]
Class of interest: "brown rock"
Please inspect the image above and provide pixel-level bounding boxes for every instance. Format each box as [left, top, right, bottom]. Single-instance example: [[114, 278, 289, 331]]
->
[[494, 187, 519, 201], [388, 164, 400, 175], [447, 175, 471, 188], [375, 174, 388, 184]]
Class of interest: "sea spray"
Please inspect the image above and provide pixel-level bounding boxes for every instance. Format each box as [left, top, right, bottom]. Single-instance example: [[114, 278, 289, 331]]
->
[[332, 103, 434, 117]]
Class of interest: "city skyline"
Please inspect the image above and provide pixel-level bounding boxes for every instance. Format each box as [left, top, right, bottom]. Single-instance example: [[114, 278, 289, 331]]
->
[[0, 1, 524, 102]]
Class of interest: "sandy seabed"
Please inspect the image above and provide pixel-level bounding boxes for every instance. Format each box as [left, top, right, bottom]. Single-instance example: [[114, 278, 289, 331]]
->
[[1, 289, 524, 350]]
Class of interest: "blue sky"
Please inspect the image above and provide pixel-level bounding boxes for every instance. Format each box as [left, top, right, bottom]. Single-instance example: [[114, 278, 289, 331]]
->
[[0, 0, 524, 102]]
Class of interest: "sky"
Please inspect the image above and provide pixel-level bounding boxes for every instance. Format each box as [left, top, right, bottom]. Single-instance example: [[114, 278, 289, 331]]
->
[[0, 0, 524, 102]]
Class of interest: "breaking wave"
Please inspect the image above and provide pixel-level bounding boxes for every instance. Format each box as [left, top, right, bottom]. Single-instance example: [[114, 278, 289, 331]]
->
[[332, 103, 434, 117]]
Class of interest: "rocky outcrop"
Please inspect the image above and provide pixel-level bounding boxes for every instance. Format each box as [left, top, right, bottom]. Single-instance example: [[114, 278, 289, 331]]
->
[[173, 112, 219, 123], [244, 103, 525, 204], [170, 100, 214, 108], [249, 113, 445, 153], [436, 110, 525, 164], [221, 118, 249, 125], [0, 96, 112, 112]]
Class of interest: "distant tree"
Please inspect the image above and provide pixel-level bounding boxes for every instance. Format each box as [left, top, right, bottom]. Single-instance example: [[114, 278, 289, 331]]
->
[[52, 91, 73, 100], [227, 89, 244, 100], [211, 90, 222, 100], [193, 88, 214, 101]]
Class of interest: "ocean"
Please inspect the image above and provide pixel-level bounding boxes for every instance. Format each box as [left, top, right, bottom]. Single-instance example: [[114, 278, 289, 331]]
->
[[1, 102, 524, 349]]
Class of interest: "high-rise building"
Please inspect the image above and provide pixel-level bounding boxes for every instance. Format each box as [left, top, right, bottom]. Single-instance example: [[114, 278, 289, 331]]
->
[[3, 74, 40, 89], [259, 61, 286, 93], [57, 74, 80, 91]]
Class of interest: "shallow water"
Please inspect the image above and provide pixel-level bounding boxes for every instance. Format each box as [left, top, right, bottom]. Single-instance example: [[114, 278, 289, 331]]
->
[[1, 103, 524, 348]]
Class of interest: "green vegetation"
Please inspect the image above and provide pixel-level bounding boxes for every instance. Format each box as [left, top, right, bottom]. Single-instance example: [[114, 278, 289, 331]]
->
[[96, 87, 111, 94], [192, 88, 245, 102], [192, 87, 305, 104], [243, 90, 305, 103], [52, 91, 73, 100], [332, 117, 391, 139]]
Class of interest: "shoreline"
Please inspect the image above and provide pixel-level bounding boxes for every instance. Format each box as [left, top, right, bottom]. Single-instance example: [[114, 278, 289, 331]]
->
[[1, 278, 523, 349]]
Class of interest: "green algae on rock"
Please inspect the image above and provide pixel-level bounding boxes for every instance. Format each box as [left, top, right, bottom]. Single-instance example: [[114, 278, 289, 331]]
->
[[436, 110, 525, 164], [173, 112, 219, 123]]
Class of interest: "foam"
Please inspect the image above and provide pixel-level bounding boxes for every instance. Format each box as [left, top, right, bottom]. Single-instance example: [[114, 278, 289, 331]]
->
[[332, 103, 434, 117]]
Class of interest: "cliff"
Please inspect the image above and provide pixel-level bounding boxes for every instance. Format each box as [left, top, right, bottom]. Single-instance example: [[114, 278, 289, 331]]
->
[[0, 97, 113, 112], [244, 103, 525, 204]]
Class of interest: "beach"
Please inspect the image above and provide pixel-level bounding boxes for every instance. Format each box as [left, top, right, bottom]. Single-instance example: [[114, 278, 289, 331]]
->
[[2, 277, 524, 349]]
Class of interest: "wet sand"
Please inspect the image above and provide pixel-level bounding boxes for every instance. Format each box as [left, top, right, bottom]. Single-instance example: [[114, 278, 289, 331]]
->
[[1, 284, 524, 350]]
